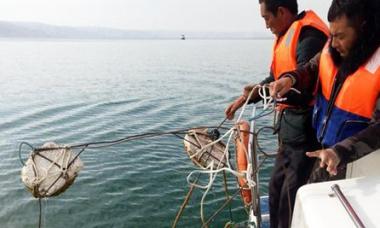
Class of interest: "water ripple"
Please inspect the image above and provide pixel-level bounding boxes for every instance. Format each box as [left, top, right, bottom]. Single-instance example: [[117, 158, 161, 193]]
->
[[0, 39, 275, 228]]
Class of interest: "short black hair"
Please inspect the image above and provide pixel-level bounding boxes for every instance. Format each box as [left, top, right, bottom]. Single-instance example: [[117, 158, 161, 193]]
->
[[258, 0, 298, 16], [328, 0, 366, 26]]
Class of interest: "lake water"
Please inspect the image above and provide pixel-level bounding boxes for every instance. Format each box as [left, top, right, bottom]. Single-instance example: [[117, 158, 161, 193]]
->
[[0, 39, 277, 227]]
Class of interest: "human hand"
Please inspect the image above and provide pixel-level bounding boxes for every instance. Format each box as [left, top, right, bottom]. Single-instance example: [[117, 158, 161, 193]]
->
[[269, 77, 293, 98], [225, 96, 246, 120], [243, 84, 260, 100], [306, 148, 341, 176]]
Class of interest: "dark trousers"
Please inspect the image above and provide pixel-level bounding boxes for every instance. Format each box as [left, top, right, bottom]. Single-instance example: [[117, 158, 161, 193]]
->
[[269, 108, 320, 228]]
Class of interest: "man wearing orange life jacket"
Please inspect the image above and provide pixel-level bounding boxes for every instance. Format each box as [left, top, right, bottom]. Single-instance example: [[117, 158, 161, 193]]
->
[[270, 0, 380, 180], [224, 0, 328, 227]]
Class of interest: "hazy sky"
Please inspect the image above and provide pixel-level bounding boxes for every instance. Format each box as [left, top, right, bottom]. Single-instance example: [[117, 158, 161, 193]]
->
[[0, 0, 331, 32]]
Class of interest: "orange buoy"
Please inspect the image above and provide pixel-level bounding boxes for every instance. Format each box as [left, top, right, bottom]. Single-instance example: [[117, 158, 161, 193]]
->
[[235, 121, 252, 205]]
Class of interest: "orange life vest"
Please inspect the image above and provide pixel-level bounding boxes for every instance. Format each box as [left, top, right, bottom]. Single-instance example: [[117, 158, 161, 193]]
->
[[271, 10, 329, 79], [271, 10, 329, 110], [313, 45, 380, 146]]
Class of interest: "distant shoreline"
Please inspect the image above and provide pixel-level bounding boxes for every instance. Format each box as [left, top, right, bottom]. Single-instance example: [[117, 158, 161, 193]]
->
[[0, 20, 272, 40], [0, 37, 273, 41]]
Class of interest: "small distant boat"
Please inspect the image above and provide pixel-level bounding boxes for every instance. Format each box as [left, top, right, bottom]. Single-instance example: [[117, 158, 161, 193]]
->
[[181, 34, 185, 40]]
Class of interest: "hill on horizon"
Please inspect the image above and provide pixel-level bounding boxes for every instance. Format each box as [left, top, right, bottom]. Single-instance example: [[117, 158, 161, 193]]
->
[[0, 21, 271, 40]]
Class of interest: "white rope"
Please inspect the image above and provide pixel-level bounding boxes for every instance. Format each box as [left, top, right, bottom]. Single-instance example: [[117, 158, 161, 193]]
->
[[245, 163, 255, 189], [187, 165, 248, 189], [189, 127, 235, 159], [258, 84, 273, 110], [186, 83, 299, 223], [25, 145, 76, 197], [274, 87, 302, 102], [186, 85, 274, 223], [31, 148, 69, 186]]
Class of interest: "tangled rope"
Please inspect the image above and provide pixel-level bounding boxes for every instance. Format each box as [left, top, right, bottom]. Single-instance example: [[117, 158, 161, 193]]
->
[[174, 84, 302, 227], [177, 84, 279, 227]]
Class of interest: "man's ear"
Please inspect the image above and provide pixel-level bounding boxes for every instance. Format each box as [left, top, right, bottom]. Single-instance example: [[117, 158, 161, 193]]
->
[[276, 6, 286, 18]]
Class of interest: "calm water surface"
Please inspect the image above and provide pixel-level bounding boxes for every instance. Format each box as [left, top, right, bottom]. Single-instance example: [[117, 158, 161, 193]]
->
[[0, 39, 277, 227]]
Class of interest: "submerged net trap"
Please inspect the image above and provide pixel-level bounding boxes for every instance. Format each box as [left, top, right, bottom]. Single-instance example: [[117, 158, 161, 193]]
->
[[183, 128, 227, 169], [21, 142, 83, 198]]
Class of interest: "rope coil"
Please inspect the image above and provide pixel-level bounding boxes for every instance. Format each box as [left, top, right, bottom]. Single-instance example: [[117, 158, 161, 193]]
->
[[180, 85, 277, 225]]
